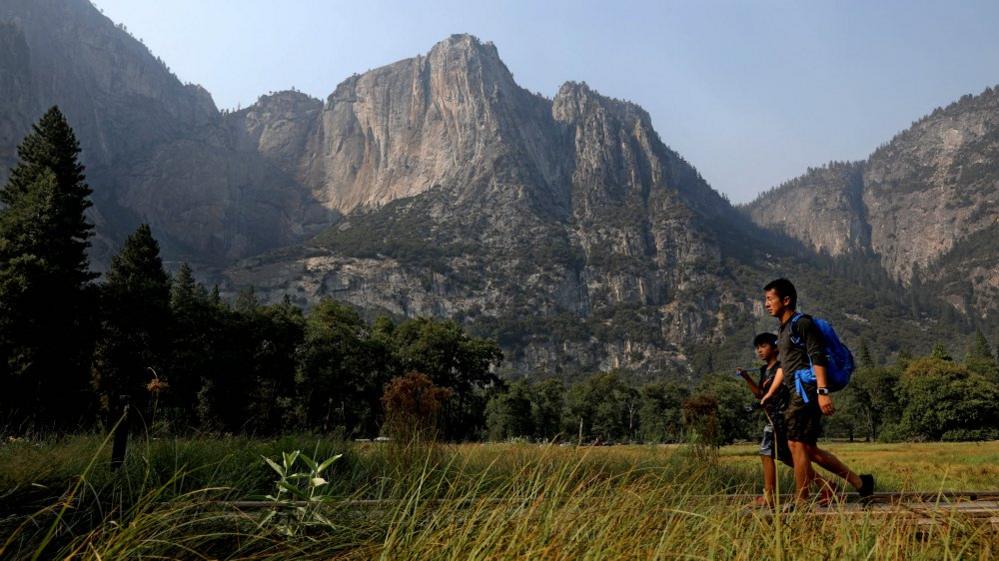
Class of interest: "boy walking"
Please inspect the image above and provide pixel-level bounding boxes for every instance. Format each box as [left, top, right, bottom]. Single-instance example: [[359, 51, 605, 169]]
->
[[737, 333, 793, 506], [761, 278, 875, 504]]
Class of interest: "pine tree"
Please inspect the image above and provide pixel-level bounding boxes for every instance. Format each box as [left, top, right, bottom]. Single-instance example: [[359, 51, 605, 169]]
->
[[0, 107, 97, 427], [170, 262, 198, 311], [930, 343, 953, 362], [2, 107, 95, 285], [92, 224, 171, 420], [165, 262, 219, 425], [966, 329, 998, 381], [234, 286, 259, 314], [858, 340, 875, 369], [969, 330, 993, 360]]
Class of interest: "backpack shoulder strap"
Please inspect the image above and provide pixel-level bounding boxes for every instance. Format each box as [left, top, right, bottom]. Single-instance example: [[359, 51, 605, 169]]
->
[[788, 312, 806, 348]]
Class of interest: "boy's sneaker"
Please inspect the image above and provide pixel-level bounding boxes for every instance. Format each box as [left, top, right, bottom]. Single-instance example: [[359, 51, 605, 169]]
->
[[780, 501, 808, 514], [858, 474, 875, 498], [744, 496, 771, 510]]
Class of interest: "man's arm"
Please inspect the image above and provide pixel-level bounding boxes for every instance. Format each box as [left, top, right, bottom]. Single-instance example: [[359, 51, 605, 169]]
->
[[801, 317, 835, 416], [737, 368, 762, 398], [813, 363, 835, 415]]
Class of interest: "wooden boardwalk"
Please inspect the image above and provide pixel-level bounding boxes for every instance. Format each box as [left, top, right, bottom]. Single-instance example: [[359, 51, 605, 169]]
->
[[211, 491, 999, 531], [224, 490, 999, 516], [740, 492, 999, 526]]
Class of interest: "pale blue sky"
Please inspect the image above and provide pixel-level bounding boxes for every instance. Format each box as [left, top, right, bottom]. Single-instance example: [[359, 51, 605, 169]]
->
[[93, 0, 999, 203]]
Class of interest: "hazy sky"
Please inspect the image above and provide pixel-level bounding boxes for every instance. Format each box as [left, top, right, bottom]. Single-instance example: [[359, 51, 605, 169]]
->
[[93, 0, 999, 203]]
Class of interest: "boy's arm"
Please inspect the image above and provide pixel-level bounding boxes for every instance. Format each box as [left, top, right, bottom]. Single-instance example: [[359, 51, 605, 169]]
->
[[761, 368, 784, 404], [737, 368, 762, 398]]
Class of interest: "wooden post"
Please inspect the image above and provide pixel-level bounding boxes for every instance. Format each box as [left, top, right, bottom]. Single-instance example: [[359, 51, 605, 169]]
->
[[111, 394, 130, 471]]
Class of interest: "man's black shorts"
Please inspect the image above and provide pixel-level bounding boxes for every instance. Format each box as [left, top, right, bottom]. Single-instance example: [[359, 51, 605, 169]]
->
[[784, 382, 823, 444]]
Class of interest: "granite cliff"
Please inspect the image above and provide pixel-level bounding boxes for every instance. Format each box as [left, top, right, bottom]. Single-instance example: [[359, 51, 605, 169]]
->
[[745, 88, 999, 317], [221, 36, 759, 376]]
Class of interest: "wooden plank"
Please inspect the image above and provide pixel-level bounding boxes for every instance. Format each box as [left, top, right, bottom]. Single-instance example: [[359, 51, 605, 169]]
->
[[221, 491, 999, 510]]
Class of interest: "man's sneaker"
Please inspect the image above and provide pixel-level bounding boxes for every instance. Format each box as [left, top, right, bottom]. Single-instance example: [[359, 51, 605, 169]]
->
[[858, 474, 875, 498]]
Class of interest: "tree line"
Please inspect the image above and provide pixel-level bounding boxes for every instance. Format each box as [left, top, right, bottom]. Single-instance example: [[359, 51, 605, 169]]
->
[[485, 337, 999, 444]]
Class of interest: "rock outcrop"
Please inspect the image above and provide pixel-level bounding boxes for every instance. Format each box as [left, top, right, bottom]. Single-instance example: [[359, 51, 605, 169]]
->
[[745, 87, 999, 310]]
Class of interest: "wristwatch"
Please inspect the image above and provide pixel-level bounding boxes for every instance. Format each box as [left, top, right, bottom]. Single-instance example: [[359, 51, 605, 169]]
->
[[816, 387, 830, 396]]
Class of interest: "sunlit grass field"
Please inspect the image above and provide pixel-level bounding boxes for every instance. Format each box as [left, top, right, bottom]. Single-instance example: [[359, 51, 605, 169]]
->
[[719, 440, 999, 492], [1, 437, 997, 560]]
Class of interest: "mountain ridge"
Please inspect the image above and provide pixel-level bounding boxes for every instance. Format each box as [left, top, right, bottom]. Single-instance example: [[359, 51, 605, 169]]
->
[[0, 1, 986, 377], [744, 85, 999, 317]]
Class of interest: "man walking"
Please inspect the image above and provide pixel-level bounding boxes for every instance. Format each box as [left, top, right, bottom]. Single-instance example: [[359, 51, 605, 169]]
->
[[761, 278, 874, 504]]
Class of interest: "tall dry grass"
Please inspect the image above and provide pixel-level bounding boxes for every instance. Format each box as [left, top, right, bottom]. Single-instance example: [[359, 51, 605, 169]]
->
[[1, 438, 996, 560]]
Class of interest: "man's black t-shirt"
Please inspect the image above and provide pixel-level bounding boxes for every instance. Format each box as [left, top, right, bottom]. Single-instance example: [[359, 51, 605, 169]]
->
[[776, 313, 828, 391]]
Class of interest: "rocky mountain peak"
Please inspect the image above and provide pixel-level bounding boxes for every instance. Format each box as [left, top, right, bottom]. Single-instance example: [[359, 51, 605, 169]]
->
[[427, 33, 501, 62], [553, 81, 648, 122], [259, 32, 562, 214], [420, 33, 521, 109]]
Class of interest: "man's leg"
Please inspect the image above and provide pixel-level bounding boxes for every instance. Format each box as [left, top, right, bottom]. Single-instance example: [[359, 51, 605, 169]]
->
[[788, 440, 812, 501], [808, 445, 862, 490], [784, 391, 816, 502], [775, 434, 828, 493]]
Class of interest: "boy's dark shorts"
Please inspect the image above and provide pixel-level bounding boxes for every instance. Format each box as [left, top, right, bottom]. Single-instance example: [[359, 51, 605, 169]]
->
[[760, 424, 793, 465], [784, 383, 823, 445]]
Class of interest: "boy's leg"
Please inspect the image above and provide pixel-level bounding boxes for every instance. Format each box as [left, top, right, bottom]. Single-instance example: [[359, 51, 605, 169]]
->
[[762, 455, 777, 504], [757, 425, 778, 506]]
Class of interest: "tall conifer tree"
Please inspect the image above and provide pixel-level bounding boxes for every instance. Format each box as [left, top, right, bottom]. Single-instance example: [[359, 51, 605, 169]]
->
[[92, 224, 170, 420], [0, 107, 96, 426]]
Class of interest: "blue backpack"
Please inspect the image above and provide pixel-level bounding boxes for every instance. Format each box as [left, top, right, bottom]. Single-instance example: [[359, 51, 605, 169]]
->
[[788, 312, 854, 402]]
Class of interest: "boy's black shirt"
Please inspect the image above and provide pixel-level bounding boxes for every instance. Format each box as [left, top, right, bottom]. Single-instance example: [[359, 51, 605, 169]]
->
[[758, 361, 788, 420], [776, 313, 828, 391]]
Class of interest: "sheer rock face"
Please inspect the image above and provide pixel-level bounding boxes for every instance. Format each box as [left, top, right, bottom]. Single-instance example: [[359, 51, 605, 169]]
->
[[0, 22, 33, 186], [862, 92, 999, 282], [552, 81, 733, 293], [745, 162, 870, 257], [744, 88, 999, 310], [227, 35, 571, 218], [0, 0, 328, 267], [222, 48, 755, 376]]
